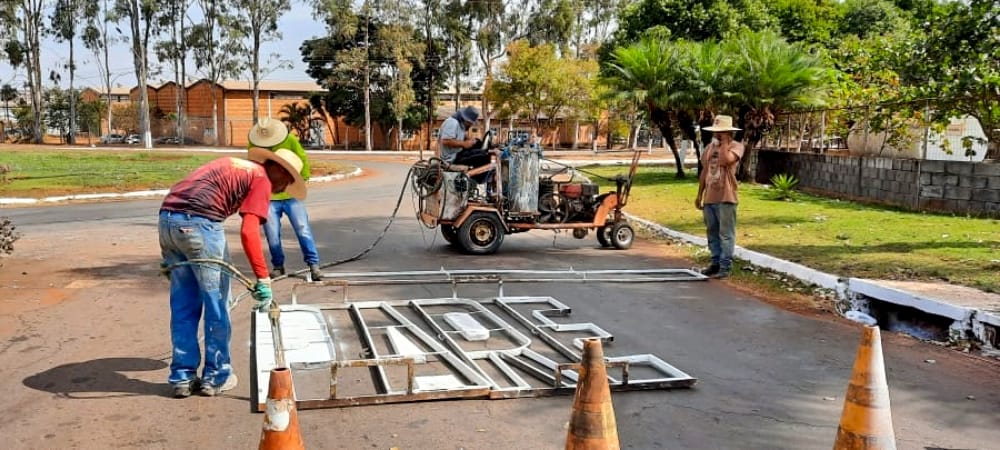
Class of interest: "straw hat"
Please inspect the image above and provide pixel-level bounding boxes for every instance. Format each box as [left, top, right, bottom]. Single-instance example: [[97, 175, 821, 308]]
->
[[703, 115, 741, 132], [248, 117, 289, 148], [247, 147, 307, 200]]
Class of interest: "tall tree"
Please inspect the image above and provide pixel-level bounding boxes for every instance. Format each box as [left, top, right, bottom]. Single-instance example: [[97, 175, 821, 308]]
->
[[189, 0, 241, 145], [464, 0, 531, 132], [228, 0, 292, 124], [155, 0, 191, 142], [0, 84, 17, 131], [5, 0, 45, 143], [51, 0, 98, 144], [115, 0, 160, 148], [376, 0, 423, 150], [82, 0, 118, 138]]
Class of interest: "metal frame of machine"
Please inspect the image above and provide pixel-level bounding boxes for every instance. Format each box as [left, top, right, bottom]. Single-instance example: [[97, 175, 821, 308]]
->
[[250, 268, 703, 411], [417, 146, 644, 255]]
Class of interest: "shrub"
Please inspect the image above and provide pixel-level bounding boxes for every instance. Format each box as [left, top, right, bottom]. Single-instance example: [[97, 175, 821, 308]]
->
[[1, 217, 19, 256], [769, 173, 799, 201]]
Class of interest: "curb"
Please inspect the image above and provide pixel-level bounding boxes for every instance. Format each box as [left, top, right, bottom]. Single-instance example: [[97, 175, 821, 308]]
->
[[625, 213, 1000, 352], [0, 167, 364, 206]]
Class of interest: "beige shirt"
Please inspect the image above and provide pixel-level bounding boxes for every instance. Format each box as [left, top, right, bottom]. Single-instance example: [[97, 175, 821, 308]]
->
[[700, 140, 745, 204]]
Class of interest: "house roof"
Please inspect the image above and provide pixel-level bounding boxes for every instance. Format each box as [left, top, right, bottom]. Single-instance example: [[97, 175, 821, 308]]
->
[[84, 86, 133, 96], [216, 79, 324, 92]]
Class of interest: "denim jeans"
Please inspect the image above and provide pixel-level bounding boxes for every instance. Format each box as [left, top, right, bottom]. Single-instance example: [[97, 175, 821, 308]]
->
[[158, 211, 233, 388], [703, 202, 737, 270], [264, 198, 320, 267]]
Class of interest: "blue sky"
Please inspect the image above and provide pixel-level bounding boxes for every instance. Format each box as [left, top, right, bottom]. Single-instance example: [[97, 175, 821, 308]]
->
[[0, 3, 326, 91]]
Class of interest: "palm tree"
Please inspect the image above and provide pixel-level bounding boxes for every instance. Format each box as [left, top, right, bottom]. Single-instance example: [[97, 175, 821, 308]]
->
[[1, 84, 17, 140], [605, 38, 688, 177], [279, 102, 313, 144], [720, 31, 832, 178]]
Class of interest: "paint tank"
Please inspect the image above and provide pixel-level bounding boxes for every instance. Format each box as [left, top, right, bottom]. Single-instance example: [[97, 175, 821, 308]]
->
[[507, 147, 540, 214]]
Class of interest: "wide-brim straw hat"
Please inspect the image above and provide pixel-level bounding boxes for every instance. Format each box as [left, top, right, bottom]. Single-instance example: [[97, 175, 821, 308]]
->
[[248, 117, 289, 148], [247, 147, 307, 200], [703, 115, 741, 132]]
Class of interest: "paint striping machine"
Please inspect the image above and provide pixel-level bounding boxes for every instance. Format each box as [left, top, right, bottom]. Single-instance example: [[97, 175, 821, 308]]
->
[[412, 134, 641, 254]]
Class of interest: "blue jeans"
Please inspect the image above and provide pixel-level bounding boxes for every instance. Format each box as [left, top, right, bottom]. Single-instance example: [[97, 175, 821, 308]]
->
[[703, 202, 737, 270], [264, 199, 320, 267], [158, 211, 233, 388]]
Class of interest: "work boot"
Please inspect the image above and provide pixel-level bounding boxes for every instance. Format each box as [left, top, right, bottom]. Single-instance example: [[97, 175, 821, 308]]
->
[[269, 266, 285, 278], [700, 264, 720, 276], [710, 268, 731, 279], [172, 378, 199, 399], [199, 374, 237, 397], [309, 264, 323, 281]]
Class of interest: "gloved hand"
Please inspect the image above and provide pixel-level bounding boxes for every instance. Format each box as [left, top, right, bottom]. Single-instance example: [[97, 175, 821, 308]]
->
[[252, 278, 273, 312]]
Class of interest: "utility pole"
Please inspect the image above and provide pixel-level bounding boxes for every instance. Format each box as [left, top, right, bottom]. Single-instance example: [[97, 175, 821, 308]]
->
[[364, 0, 372, 151]]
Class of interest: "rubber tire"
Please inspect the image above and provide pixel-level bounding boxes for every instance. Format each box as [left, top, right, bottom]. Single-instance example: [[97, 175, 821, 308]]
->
[[596, 224, 613, 248], [458, 212, 505, 254], [610, 222, 634, 250], [572, 228, 588, 239], [441, 225, 458, 245]]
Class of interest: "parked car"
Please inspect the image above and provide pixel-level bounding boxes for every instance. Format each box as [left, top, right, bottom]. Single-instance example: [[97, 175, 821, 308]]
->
[[156, 136, 182, 145], [100, 133, 124, 144], [125, 134, 141, 144]]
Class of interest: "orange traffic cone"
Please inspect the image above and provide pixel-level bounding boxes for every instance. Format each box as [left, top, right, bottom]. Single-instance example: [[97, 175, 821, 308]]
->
[[259, 368, 305, 450], [566, 339, 620, 450], [833, 325, 896, 450]]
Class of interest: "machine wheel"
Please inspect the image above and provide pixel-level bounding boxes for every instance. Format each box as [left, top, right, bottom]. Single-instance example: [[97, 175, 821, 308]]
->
[[610, 222, 634, 250], [441, 225, 458, 245], [458, 212, 505, 254], [572, 228, 588, 239], [596, 224, 613, 247]]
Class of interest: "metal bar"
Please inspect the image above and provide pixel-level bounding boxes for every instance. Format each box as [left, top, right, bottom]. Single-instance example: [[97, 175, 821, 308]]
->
[[348, 303, 390, 394], [316, 268, 704, 278]]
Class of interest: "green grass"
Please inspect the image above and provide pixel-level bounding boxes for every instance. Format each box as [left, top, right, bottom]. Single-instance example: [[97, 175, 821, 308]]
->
[[589, 165, 1000, 293], [0, 150, 353, 197]]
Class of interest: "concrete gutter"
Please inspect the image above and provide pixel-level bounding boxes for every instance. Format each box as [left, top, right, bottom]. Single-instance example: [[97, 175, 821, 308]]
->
[[625, 212, 1000, 352]]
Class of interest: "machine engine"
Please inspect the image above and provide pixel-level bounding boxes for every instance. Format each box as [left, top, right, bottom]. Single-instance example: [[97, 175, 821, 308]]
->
[[537, 179, 602, 224]]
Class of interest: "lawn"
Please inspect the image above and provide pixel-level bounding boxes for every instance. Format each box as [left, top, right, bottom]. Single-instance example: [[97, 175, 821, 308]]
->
[[588, 165, 1000, 293], [0, 149, 354, 198]]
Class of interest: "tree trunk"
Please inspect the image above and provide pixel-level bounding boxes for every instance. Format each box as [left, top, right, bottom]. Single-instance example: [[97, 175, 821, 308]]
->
[[68, 38, 76, 145], [649, 106, 684, 178], [397, 118, 403, 151], [364, 10, 372, 152], [571, 120, 580, 149]]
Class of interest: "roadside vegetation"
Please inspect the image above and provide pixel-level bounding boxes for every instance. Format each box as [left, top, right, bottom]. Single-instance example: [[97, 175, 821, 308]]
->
[[590, 165, 1000, 293], [0, 149, 355, 198]]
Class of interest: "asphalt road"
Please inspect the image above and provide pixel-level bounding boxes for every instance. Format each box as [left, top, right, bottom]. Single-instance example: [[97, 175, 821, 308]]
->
[[1, 157, 998, 449]]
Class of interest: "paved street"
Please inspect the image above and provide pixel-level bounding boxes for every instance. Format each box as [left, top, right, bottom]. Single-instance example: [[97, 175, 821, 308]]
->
[[1, 156, 998, 449]]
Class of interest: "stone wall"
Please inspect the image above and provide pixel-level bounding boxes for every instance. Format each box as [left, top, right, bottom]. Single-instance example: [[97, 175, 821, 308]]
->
[[754, 150, 1000, 217]]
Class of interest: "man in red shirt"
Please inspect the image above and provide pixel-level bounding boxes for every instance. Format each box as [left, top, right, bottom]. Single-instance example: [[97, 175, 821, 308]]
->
[[159, 148, 305, 397]]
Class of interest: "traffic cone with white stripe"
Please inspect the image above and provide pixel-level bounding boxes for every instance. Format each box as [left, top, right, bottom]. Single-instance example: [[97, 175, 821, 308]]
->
[[259, 367, 305, 450], [833, 325, 896, 450]]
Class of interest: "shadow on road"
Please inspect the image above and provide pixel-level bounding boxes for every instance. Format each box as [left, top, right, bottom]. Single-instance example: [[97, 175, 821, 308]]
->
[[23, 357, 170, 399]]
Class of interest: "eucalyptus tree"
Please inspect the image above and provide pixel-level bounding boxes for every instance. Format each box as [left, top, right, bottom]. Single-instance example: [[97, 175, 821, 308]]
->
[[375, 0, 423, 150], [227, 0, 292, 124], [115, 0, 161, 148], [189, 0, 241, 145], [155, 0, 192, 141], [438, 0, 472, 110], [463, 0, 531, 132], [4, 0, 45, 143], [50, 0, 99, 144], [83, 0, 118, 138]]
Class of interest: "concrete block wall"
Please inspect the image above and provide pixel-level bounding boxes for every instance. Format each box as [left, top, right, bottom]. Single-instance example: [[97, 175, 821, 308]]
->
[[755, 150, 1000, 217]]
